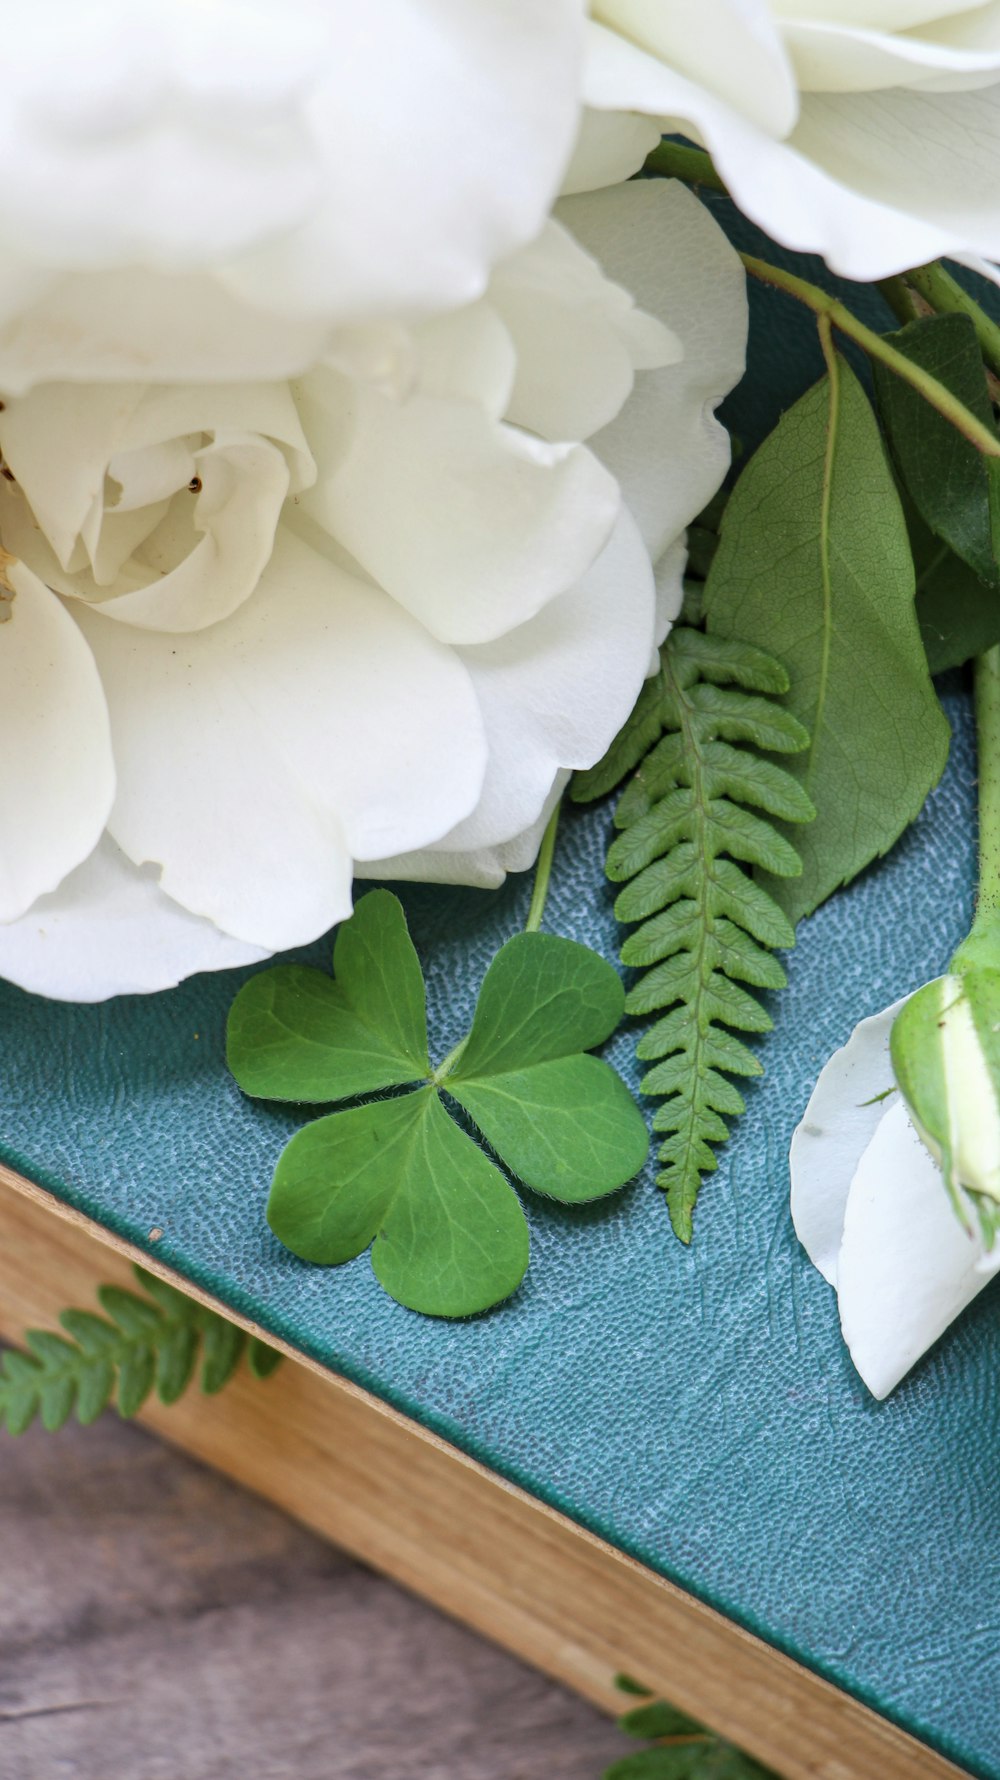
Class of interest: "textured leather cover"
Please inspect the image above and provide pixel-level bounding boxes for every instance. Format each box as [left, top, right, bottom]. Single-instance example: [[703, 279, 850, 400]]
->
[[2, 203, 997, 1778]]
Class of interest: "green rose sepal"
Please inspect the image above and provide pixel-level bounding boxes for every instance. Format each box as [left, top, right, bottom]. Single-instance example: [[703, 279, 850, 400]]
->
[[890, 964, 1000, 1245]]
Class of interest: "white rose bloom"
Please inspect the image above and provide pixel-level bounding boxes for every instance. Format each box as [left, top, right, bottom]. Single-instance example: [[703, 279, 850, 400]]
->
[[577, 1, 1000, 279], [790, 996, 1000, 1399], [0, 0, 586, 391], [0, 181, 747, 1002]]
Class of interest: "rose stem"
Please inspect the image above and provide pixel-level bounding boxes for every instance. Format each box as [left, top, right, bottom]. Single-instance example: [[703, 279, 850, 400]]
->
[[953, 647, 1000, 976], [740, 253, 1000, 457]]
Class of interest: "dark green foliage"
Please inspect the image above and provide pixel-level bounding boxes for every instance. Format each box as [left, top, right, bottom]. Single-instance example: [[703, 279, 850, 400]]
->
[[602, 1678, 779, 1780], [574, 628, 813, 1242], [0, 1265, 282, 1435], [873, 312, 1000, 588]]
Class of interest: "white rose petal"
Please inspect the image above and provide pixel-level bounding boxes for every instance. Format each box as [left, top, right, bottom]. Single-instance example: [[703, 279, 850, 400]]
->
[[0, 1, 586, 388], [791, 997, 1000, 1398], [0, 381, 314, 632], [0, 184, 747, 999], [0, 836, 266, 1003], [71, 526, 489, 951], [298, 370, 623, 648], [0, 560, 115, 923], [583, 1, 1000, 277], [560, 180, 748, 564]]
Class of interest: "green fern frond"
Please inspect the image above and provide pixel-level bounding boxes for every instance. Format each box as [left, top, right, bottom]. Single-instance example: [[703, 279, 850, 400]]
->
[[573, 626, 814, 1243], [0, 1265, 282, 1435]]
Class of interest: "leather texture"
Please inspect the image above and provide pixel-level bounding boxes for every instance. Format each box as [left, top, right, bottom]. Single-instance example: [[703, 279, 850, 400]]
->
[[1, 204, 997, 1779]]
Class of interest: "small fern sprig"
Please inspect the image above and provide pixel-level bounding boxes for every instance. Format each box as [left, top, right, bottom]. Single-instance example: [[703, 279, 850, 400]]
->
[[573, 626, 814, 1242], [0, 1265, 282, 1435]]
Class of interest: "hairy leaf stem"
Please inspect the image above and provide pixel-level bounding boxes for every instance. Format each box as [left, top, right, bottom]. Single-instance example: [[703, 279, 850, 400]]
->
[[907, 262, 1000, 382], [954, 647, 1000, 975], [741, 254, 1000, 460]]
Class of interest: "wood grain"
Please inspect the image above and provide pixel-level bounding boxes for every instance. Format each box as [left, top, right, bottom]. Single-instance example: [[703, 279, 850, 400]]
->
[[0, 1163, 970, 1780], [0, 1382, 624, 1779]]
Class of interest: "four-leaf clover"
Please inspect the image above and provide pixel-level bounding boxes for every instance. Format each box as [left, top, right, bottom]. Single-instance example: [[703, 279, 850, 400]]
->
[[227, 891, 649, 1316]]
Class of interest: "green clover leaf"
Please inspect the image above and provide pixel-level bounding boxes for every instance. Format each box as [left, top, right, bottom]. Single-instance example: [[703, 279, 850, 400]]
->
[[227, 891, 649, 1317]]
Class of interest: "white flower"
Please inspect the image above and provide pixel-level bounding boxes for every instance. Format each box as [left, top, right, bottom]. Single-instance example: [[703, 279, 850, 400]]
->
[[0, 0, 586, 390], [790, 993, 1000, 1399], [577, 1, 1000, 279], [0, 181, 747, 1002]]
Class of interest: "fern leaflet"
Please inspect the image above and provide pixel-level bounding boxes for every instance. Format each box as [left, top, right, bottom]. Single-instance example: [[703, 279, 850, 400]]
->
[[573, 626, 814, 1242], [0, 1264, 282, 1435]]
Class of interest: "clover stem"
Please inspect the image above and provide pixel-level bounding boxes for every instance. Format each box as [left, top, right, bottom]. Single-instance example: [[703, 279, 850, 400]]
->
[[524, 799, 561, 934], [741, 254, 1000, 459], [432, 1034, 468, 1084], [642, 141, 727, 193], [952, 647, 1000, 975], [907, 262, 1000, 382]]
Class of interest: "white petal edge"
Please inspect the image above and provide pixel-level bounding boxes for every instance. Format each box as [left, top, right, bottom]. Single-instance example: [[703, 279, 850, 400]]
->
[[0, 561, 115, 923], [74, 526, 487, 950], [0, 835, 267, 1002], [366, 506, 655, 875], [790, 996, 907, 1286], [558, 180, 747, 564], [837, 1098, 1000, 1399]]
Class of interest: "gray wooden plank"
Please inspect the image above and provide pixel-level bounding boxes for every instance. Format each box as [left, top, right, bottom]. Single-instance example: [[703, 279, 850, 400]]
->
[[0, 1400, 630, 1780]]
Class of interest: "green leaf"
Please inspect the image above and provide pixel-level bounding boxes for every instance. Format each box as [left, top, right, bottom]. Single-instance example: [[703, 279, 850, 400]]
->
[[268, 1089, 530, 1318], [449, 1054, 649, 1202], [234, 904, 649, 1316], [907, 495, 1000, 674], [0, 1265, 281, 1436], [620, 1703, 706, 1740], [873, 313, 1000, 587], [595, 627, 810, 1241], [451, 932, 625, 1078], [603, 1689, 781, 1780], [199, 1315, 246, 1395], [247, 1338, 284, 1380], [704, 354, 950, 924], [226, 890, 430, 1103]]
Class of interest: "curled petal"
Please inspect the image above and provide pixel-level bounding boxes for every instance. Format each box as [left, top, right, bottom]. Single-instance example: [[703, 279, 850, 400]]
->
[[73, 526, 487, 950], [559, 179, 747, 564], [838, 1099, 1000, 1399], [791, 993, 1000, 1398], [0, 836, 265, 1002], [299, 373, 621, 647], [0, 561, 115, 923], [488, 219, 679, 443], [217, 0, 587, 324], [369, 507, 655, 879], [790, 997, 905, 1285]]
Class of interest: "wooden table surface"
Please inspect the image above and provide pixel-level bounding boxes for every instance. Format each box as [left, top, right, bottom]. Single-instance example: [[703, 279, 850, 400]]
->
[[0, 1402, 629, 1779]]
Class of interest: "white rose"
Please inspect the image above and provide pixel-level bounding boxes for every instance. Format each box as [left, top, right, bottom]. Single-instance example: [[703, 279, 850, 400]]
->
[[790, 994, 1000, 1399], [0, 181, 747, 1002], [0, 0, 585, 390], [576, 1, 1000, 279]]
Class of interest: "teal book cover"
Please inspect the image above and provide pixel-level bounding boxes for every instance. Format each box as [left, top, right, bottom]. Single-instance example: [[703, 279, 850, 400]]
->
[[2, 206, 997, 1778]]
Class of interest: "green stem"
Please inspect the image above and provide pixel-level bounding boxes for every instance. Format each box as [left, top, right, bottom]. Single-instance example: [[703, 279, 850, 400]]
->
[[741, 254, 1000, 459], [908, 262, 1000, 382], [876, 276, 923, 328], [952, 646, 1000, 974], [524, 799, 561, 933], [432, 1035, 468, 1084], [643, 141, 727, 193]]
